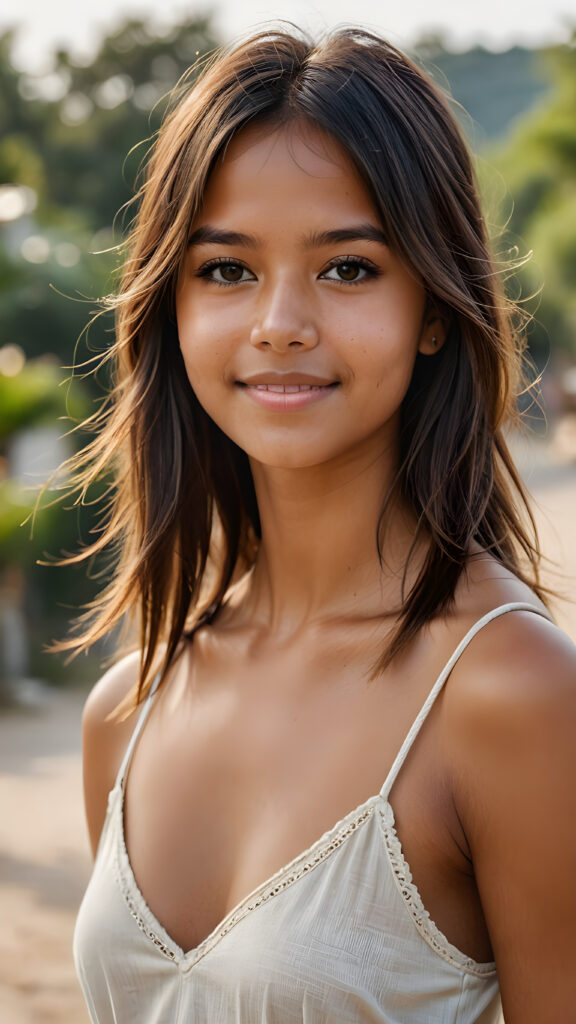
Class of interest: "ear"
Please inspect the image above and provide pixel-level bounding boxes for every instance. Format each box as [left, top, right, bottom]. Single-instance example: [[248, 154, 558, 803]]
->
[[418, 305, 450, 356]]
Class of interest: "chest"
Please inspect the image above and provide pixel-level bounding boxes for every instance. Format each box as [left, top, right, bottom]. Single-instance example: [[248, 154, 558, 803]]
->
[[79, 794, 500, 1024], [121, 644, 488, 960]]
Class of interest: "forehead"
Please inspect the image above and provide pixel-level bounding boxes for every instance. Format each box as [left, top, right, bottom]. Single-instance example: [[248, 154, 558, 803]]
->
[[223, 119, 353, 176], [197, 120, 377, 224]]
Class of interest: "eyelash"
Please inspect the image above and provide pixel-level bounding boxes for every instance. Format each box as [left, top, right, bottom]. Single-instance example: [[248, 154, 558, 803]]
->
[[323, 257, 381, 285], [195, 257, 254, 287], [194, 255, 381, 288]]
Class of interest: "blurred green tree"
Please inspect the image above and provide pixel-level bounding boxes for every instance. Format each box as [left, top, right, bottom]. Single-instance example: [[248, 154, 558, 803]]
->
[[0, 358, 82, 565], [0, 354, 91, 693], [0, 15, 218, 685], [0, 15, 218, 366], [490, 34, 576, 363], [42, 17, 214, 227]]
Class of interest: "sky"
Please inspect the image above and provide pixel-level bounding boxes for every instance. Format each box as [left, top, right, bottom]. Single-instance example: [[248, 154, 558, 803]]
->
[[5, 0, 575, 72]]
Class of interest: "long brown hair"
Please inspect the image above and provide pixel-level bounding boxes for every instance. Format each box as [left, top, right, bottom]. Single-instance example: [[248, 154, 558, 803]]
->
[[56, 26, 545, 705]]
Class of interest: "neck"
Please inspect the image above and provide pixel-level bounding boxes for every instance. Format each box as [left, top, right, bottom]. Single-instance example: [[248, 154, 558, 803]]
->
[[239, 448, 422, 637]]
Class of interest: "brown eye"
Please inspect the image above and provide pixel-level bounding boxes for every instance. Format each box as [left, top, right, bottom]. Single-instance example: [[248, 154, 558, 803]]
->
[[322, 259, 376, 284], [336, 262, 360, 281], [218, 263, 245, 282], [196, 260, 255, 285]]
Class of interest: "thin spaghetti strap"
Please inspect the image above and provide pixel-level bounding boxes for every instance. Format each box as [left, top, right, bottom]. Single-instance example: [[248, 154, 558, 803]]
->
[[379, 602, 553, 800], [115, 671, 163, 791]]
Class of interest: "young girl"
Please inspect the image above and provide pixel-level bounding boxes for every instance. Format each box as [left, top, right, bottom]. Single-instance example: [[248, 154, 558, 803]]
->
[[71, 26, 576, 1023]]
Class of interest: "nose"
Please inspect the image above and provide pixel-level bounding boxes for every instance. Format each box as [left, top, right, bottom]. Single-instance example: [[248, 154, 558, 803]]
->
[[249, 277, 319, 353]]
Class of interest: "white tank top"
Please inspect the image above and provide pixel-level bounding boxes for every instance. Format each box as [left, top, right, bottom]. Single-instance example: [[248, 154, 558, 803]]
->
[[74, 602, 548, 1023]]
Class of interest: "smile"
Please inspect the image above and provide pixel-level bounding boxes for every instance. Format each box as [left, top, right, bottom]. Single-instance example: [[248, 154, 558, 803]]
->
[[249, 383, 331, 392], [237, 381, 338, 410]]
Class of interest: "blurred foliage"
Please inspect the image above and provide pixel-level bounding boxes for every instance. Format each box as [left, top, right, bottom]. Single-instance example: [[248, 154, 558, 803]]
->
[[0, 15, 217, 366], [487, 35, 576, 363], [32, 18, 214, 226], [0, 357, 92, 685], [0, 357, 83, 437], [0, 14, 218, 684], [0, 15, 574, 684]]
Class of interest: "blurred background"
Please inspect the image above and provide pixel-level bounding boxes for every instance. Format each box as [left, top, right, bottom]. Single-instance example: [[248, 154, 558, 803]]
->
[[0, 2, 575, 1020]]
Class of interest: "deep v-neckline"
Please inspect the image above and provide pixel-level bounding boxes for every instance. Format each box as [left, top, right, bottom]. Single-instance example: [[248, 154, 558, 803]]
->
[[111, 602, 546, 972], [114, 778, 381, 970]]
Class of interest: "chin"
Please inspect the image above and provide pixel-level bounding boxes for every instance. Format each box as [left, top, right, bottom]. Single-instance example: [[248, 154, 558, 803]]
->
[[247, 448, 333, 472]]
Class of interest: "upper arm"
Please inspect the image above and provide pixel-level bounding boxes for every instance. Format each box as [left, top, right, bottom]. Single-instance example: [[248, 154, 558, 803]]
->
[[81, 651, 141, 859], [447, 615, 576, 1023]]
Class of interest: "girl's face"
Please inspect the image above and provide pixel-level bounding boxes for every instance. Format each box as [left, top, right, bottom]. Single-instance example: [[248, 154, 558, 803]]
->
[[176, 120, 438, 472]]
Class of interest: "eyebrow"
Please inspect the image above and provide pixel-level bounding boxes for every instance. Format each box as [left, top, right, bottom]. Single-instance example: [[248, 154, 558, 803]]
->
[[304, 225, 389, 248], [187, 223, 389, 249], [188, 226, 258, 248]]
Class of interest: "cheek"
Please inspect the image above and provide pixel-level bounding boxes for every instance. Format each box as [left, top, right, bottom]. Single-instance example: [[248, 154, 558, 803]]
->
[[176, 291, 232, 387], [351, 309, 422, 392]]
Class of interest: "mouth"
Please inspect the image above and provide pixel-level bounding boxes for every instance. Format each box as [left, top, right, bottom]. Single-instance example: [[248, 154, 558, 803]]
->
[[239, 382, 338, 393], [235, 377, 339, 410], [236, 371, 339, 389]]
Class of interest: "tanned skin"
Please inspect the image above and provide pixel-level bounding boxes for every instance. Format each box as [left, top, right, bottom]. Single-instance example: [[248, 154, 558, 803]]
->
[[82, 123, 576, 1023]]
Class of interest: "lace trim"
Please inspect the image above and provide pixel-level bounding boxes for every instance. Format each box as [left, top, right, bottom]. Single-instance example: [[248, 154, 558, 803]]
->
[[117, 868, 177, 961], [114, 783, 376, 968], [378, 802, 496, 978], [205, 804, 374, 944], [111, 787, 178, 963]]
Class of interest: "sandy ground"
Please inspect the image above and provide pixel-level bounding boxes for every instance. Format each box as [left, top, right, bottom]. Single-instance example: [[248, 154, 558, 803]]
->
[[0, 687, 91, 1022], [1, 457, 575, 1023]]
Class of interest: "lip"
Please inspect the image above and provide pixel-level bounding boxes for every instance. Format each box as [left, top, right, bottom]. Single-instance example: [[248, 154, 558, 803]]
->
[[238, 371, 338, 386], [236, 375, 339, 411]]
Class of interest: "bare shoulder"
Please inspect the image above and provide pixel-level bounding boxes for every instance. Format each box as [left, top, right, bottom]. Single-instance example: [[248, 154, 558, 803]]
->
[[83, 649, 141, 732], [447, 606, 576, 733], [82, 649, 142, 782], [447, 550, 576, 728], [82, 651, 142, 858], [441, 604, 576, 1017], [442, 605, 576, 796], [82, 647, 141, 729]]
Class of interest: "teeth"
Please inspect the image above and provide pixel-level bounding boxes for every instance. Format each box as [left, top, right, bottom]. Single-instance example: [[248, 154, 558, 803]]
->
[[253, 384, 319, 392]]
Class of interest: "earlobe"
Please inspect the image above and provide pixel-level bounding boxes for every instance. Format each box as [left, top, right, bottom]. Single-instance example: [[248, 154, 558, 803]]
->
[[418, 314, 450, 356]]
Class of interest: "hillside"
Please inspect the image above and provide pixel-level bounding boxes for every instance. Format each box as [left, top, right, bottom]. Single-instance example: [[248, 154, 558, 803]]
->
[[416, 42, 553, 143]]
